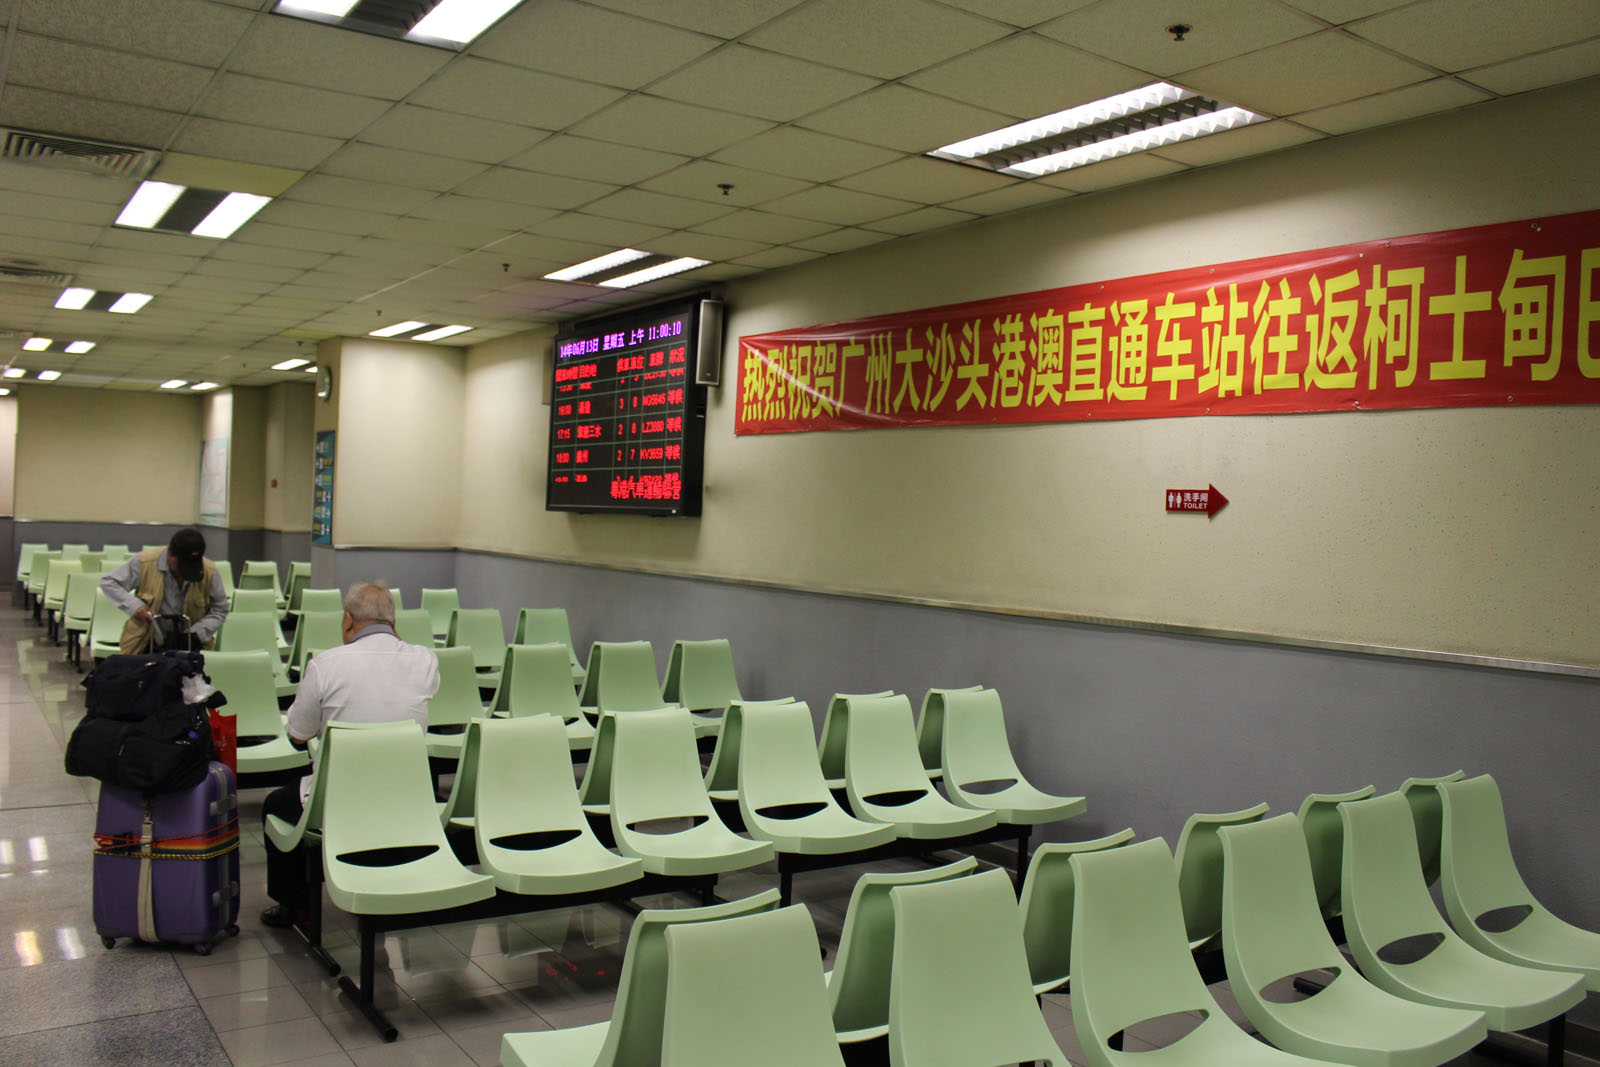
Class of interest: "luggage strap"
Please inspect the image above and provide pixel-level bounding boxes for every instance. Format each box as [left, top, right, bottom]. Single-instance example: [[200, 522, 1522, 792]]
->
[[136, 805, 157, 943], [94, 816, 240, 861]]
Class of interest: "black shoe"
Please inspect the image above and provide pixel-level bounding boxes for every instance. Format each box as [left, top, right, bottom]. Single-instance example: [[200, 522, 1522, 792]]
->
[[260, 904, 308, 929]]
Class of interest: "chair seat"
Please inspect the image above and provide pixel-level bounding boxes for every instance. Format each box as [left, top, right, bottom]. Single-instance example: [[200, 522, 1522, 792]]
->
[[1268, 969, 1486, 1066], [1127, 1014, 1333, 1067], [325, 848, 496, 915], [858, 793, 997, 839], [265, 817, 320, 853], [750, 804, 898, 856], [1473, 907, 1600, 983], [482, 831, 643, 896], [501, 1021, 607, 1067], [618, 820, 774, 877], [426, 732, 466, 759], [237, 736, 312, 775], [1374, 936, 1585, 1031], [951, 779, 1086, 825]]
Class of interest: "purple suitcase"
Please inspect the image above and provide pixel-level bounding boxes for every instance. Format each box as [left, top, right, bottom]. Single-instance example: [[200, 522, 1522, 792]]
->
[[93, 761, 241, 954]]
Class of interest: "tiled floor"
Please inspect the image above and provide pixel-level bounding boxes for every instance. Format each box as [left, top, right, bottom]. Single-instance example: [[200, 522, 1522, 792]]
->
[[0, 596, 1566, 1066]]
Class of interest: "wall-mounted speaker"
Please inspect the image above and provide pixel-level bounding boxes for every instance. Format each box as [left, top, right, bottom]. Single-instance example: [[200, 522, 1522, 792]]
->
[[694, 298, 725, 387]]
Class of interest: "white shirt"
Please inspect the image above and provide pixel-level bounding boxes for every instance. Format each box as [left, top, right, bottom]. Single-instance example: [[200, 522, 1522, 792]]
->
[[285, 624, 440, 801]]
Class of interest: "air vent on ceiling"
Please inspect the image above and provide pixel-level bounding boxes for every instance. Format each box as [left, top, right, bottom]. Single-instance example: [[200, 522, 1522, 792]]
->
[[0, 263, 74, 287], [0, 128, 157, 179]]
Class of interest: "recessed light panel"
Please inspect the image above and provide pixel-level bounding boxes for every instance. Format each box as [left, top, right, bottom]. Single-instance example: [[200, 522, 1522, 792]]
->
[[108, 293, 153, 314], [22, 337, 51, 351], [544, 249, 651, 283], [191, 382, 220, 391], [271, 358, 311, 371], [159, 379, 188, 390], [64, 341, 96, 354], [412, 324, 473, 342], [275, 0, 522, 49], [598, 257, 711, 289], [369, 321, 427, 338], [2, 368, 24, 379], [55, 287, 94, 310], [407, 0, 523, 46], [36, 370, 61, 381], [116, 181, 272, 239]]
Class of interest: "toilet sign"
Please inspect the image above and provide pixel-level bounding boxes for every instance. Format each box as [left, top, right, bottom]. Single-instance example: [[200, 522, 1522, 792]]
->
[[1166, 484, 1229, 519]]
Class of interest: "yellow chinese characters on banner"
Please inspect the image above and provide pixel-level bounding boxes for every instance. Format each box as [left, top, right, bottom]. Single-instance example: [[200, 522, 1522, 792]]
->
[[736, 209, 1600, 434]]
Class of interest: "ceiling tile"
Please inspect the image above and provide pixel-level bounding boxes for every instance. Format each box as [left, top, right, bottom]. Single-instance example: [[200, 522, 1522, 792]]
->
[[570, 96, 774, 156], [759, 185, 919, 226], [1294, 78, 1492, 134], [318, 144, 491, 192], [1039, 0, 1324, 77], [282, 174, 438, 216], [192, 73, 392, 140], [471, 0, 721, 89], [373, 217, 508, 250], [408, 58, 624, 131], [935, 0, 1098, 27], [231, 223, 360, 255], [709, 126, 902, 182], [0, 189, 117, 226], [18, 0, 253, 65], [172, 118, 343, 170], [1149, 118, 1324, 166], [463, 235, 612, 269], [798, 85, 1014, 154], [1278, 0, 1416, 22], [454, 166, 615, 209], [793, 226, 900, 252], [0, 85, 186, 148], [88, 248, 202, 273], [943, 181, 1076, 217], [692, 209, 837, 243], [1182, 30, 1433, 115], [581, 0, 806, 37], [1351, 0, 1600, 74], [186, 259, 301, 285], [226, 15, 452, 100], [255, 200, 399, 238], [636, 161, 811, 207], [8, 33, 213, 112], [408, 195, 553, 231], [1037, 151, 1188, 193], [731, 246, 824, 269], [649, 45, 879, 123], [357, 105, 548, 165], [506, 135, 688, 185], [583, 188, 732, 229], [833, 156, 1017, 204], [744, 0, 1009, 80], [641, 231, 768, 262], [0, 160, 129, 204], [906, 35, 1147, 120], [526, 212, 672, 248], [1461, 39, 1600, 96], [865, 206, 982, 237]]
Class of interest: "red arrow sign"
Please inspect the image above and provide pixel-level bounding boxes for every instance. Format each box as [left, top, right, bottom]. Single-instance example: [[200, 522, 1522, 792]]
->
[[1166, 484, 1229, 519]]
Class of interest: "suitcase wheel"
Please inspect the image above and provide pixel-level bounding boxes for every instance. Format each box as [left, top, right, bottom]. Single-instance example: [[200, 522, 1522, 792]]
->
[[193, 942, 211, 956], [101, 936, 116, 949], [227, 924, 240, 937]]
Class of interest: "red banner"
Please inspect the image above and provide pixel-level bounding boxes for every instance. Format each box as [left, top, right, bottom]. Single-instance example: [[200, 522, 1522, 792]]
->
[[735, 208, 1600, 434]]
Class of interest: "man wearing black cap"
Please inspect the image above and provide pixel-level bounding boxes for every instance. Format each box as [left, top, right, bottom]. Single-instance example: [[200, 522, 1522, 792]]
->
[[99, 527, 230, 654]]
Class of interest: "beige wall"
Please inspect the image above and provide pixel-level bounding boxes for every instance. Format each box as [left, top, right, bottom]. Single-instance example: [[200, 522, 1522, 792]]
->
[[453, 78, 1600, 668], [227, 387, 265, 529], [0, 396, 17, 517], [15, 385, 202, 523], [263, 382, 314, 532]]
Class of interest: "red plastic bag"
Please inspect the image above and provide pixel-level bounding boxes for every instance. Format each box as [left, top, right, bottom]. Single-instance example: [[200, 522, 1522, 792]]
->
[[207, 709, 237, 774]]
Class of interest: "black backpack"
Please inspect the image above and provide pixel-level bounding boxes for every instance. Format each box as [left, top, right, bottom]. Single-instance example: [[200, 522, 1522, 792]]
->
[[66, 652, 217, 793]]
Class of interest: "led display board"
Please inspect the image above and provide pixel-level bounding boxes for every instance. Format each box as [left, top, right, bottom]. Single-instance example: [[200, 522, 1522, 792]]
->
[[546, 297, 710, 515]]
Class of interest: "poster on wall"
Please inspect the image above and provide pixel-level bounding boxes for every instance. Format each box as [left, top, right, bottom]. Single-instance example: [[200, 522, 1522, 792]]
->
[[197, 436, 229, 526], [312, 430, 334, 546], [736, 207, 1600, 434]]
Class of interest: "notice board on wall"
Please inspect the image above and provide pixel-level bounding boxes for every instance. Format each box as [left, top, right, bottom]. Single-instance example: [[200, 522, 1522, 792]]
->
[[312, 430, 334, 546]]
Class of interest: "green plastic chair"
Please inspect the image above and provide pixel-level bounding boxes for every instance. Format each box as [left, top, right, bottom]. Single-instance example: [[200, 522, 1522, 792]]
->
[[842, 694, 997, 840], [817, 690, 893, 789], [25, 549, 58, 606], [827, 857, 976, 1043], [99, 544, 131, 563], [15, 542, 47, 585], [513, 607, 586, 685], [288, 610, 344, 680], [467, 716, 642, 894], [320, 719, 495, 915], [215, 612, 295, 697], [1339, 791, 1585, 1032], [446, 607, 506, 687], [239, 559, 285, 609], [1018, 829, 1137, 995], [392, 607, 434, 647], [88, 590, 124, 662], [1070, 838, 1336, 1067], [420, 587, 460, 645], [915, 685, 982, 781], [1440, 774, 1600, 988], [59, 542, 89, 562], [581, 640, 674, 717], [1297, 785, 1375, 919], [736, 699, 897, 856], [230, 588, 291, 657], [939, 687, 1086, 825], [284, 563, 311, 615], [61, 570, 99, 664], [76, 551, 103, 574], [294, 587, 342, 617], [662, 637, 741, 736], [607, 708, 774, 877], [388, 587, 403, 611], [1174, 801, 1270, 950], [500, 889, 781, 1067], [42, 557, 82, 637], [1400, 771, 1465, 887], [204, 650, 309, 775], [888, 868, 1069, 1066], [1220, 813, 1488, 1066], [426, 646, 484, 759], [212, 559, 234, 597], [661, 903, 846, 1067], [703, 697, 798, 803], [490, 643, 595, 750]]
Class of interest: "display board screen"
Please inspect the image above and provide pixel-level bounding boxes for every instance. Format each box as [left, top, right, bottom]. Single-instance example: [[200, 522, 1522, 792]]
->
[[546, 297, 708, 515]]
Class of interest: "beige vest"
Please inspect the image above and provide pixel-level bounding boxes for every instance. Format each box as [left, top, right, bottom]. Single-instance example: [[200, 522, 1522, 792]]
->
[[120, 547, 217, 654]]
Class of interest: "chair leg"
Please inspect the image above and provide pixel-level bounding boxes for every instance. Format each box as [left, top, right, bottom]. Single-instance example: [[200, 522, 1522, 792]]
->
[[337, 917, 398, 1042], [1548, 1013, 1565, 1067]]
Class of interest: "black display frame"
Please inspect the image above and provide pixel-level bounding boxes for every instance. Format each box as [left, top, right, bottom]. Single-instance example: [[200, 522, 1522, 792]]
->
[[545, 295, 710, 516]]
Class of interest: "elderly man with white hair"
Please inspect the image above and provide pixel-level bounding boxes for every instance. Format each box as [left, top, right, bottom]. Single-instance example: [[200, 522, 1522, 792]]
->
[[258, 579, 440, 929]]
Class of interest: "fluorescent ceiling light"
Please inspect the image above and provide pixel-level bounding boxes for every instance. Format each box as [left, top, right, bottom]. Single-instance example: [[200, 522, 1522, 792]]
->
[[932, 83, 1193, 161], [1002, 107, 1264, 176], [108, 293, 152, 314], [412, 324, 472, 342], [37, 370, 61, 381], [275, 0, 359, 16], [271, 357, 311, 371], [191, 192, 271, 239], [599, 257, 711, 289], [116, 181, 186, 229], [304, 364, 318, 373], [2, 368, 23, 379], [370, 320, 427, 337], [191, 382, 219, 391], [22, 338, 51, 352], [406, 0, 522, 45], [544, 249, 651, 282], [159, 379, 188, 390], [0, 389, 10, 397], [64, 341, 96, 354], [55, 287, 94, 310]]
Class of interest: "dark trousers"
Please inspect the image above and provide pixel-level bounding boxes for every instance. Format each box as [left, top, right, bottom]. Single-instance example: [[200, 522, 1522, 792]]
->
[[262, 784, 308, 912]]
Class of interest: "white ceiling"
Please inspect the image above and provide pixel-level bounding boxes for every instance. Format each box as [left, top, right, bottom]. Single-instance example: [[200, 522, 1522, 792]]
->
[[0, 0, 1595, 389]]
